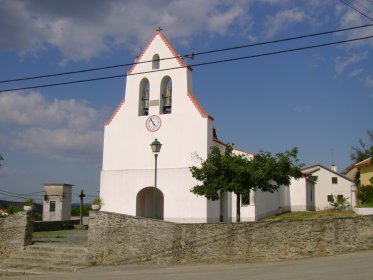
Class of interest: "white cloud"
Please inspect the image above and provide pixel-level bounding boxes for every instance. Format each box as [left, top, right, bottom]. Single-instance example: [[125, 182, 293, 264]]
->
[[0, 91, 104, 162], [366, 75, 373, 88], [349, 68, 363, 78], [336, 4, 373, 49], [334, 51, 368, 75], [13, 128, 102, 162], [0, 0, 252, 63], [0, 166, 26, 177], [294, 106, 308, 113], [264, 8, 305, 39]]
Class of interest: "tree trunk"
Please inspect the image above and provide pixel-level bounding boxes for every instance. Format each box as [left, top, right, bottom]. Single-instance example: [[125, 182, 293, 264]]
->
[[236, 193, 241, 222]]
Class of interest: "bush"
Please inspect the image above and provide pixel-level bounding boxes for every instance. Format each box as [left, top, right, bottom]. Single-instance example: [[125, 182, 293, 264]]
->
[[329, 195, 350, 210], [71, 205, 90, 216], [24, 198, 34, 206], [92, 197, 103, 206], [7, 204, 22, 215], [359, 185, 373, 206]]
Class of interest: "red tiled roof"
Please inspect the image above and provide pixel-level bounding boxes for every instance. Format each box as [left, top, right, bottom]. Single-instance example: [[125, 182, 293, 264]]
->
[[355, 157, 372, 168], [212, 139, 255, 157], [105, 98, 125, 126], [187, 92, 213, 120]]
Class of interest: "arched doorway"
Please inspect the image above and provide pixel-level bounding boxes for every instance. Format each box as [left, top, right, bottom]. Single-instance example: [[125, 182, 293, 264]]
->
[[136, 187, 164, 219]]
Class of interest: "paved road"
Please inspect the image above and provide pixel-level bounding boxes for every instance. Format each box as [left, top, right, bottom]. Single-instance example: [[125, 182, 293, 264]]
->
[[2, 250, 373, 280]]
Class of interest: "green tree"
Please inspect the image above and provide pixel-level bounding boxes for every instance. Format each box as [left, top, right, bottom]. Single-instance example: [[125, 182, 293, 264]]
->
[[190, 144, 303, 221], [350, 130, 373, 163]]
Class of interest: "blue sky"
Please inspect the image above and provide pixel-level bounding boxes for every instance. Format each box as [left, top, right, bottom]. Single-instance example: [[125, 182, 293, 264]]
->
[[0, 0, 372, 203]]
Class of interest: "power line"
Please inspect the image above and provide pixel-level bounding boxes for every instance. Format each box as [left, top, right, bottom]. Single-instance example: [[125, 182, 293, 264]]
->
[[339, 0, 373, 22], [1, 33, 373, 93], [1, 23, 373, 84]]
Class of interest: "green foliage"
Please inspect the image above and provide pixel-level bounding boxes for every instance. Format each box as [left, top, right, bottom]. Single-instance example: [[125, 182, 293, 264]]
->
[[24, 198, 34, 206], [328, 195, 350, 211], [71, 205, 90, 216], [92, 197, 103, 205], [359, 185, 373, 206], [350, 130, 373, 162], [190, 144, 303, 200], [7, 204, 22, 215]]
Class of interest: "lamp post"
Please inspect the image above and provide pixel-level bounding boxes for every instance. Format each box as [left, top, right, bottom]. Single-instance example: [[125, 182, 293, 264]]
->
[[0, 153, 4, 169], [150, 139, 162, 219]]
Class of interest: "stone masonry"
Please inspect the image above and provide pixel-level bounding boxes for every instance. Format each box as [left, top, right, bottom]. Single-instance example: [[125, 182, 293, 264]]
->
[[0, 212, 33, 262], [88, 211, 373, 265]]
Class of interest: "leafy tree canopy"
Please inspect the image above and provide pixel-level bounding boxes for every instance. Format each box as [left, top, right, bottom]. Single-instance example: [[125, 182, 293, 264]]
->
[[190, 144, 303, 201], [351, 130, 373, 163]]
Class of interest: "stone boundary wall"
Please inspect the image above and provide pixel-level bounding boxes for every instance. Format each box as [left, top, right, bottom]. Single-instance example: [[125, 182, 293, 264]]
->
[[88, 211, 373, 265], [0, 212, 33, 261], [33, 219, 80, 232]]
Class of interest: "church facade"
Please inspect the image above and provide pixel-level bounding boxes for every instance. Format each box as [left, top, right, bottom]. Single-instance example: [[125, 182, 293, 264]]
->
[[99, 30, 294, 223]]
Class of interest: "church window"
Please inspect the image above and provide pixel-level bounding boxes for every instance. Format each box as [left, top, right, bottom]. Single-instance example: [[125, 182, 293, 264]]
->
[[139, 78, 150, 116], [160, 76, 172, 114], [152, 54, 160, 69]]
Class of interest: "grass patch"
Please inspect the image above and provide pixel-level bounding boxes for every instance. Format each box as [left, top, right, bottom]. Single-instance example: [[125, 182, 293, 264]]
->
[[264, 210, 356, 221]]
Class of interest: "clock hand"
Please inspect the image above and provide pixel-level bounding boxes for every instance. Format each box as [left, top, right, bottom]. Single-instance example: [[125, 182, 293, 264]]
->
[[151, 119, 156, 126]]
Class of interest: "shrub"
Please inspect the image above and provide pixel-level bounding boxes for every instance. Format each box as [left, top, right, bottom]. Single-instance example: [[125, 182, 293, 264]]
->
[[359, 185, 373, 206], [329, 195, 350, 210], [24, 198, 34, 206], [92, 197, 103, 206], [71, 205, 90, 216], [7, 204, 22, 215]]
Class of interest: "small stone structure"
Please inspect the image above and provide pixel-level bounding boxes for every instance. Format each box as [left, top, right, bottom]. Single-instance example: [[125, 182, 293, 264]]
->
[[88, 211, 373, 265], [0, 212, 33, 261], [43, 183, 73, 221]]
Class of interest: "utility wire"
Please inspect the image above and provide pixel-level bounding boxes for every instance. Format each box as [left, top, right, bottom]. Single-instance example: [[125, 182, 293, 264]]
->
[[339, 0, 373, 21], [1, 23, 373, 84], [1, 33, 373, 93]]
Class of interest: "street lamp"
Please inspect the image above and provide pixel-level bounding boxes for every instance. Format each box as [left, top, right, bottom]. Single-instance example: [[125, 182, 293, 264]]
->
[[0, 153, 4, 169], [150, 139, 162, 219]]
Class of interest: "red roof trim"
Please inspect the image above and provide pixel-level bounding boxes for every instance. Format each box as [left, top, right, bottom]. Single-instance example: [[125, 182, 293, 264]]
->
[[212, 139, 255, 157], [127, 31, 191, 75], [213, 138, 226, 147], [187, 92, 214, 120], [355, 157, 372, 168], [105, 98, 125, 126], [302, 164, 321, 171]]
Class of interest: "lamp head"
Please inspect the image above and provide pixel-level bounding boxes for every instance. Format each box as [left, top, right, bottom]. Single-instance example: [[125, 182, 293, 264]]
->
[[150, 139, 162, 154]]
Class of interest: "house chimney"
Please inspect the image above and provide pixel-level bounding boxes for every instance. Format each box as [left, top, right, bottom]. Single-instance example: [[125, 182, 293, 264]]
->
[[331, 164, 337, 172]]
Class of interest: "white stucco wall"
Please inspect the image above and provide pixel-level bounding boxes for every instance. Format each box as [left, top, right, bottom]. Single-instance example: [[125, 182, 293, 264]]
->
[[289, 177, 315, 211], [42, 184, 72, 221]]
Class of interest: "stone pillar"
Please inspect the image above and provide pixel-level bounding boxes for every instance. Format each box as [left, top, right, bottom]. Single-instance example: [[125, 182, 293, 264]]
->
[[0, 211, 33, 261]]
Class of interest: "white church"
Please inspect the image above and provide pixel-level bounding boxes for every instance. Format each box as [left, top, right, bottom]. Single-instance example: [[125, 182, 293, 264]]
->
[[99, 30, 353, 223]]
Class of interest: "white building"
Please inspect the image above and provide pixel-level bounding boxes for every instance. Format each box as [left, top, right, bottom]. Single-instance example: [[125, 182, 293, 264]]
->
[[101, 30, 355, 223], [100, 29, 294, 223], [42, 183, 73, 221], [302, 164, 356, 210]]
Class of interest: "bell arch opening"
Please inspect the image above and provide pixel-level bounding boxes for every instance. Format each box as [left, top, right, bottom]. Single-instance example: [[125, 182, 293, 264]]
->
[[160, 76, 172, 114], [139, 78, 150, 116]]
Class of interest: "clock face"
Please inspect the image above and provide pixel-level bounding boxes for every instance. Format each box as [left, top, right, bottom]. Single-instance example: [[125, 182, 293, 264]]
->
[[145, 115, 162, 132]]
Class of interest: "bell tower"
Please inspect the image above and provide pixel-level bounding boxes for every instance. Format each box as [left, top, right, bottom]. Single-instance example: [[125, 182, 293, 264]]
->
[[100, 29, 219, 222]]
